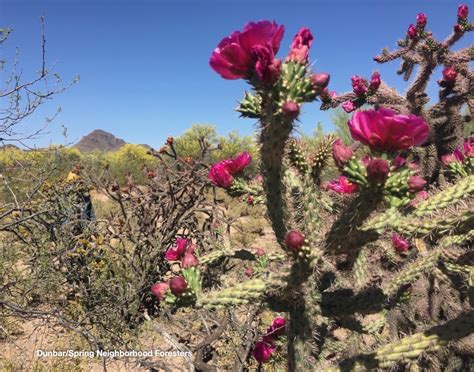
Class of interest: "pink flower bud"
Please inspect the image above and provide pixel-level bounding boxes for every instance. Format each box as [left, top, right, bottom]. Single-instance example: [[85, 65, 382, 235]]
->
[[351, 75, 368, 96], [408, 175, 426, 192], [246, 195, 254, 205], [369, 72, 381, 91], [209, 162, 234, 189], [458, 4, 469, 19], [169, 276, 187, 296], [151, 282, 169, 301], [407, 24, 417, 39], [245, 266, 253, 277], [287, 27, 313, 64], [255, 248, 265, 257], [342, 100, 357, 113], [441, 154, 458, 166], [285, 230, 305, 251], [181, 251, 199, 268], [442, 66, 458, 82], [366, 158, 389, 184], [392, 155, 406, 170], [252, 341, 275, 363], [391, 234, 410, 252], [282, 100, 300, 118], [332, 139, 353, 167], [310, 73, 330, 90], [416, 13, 427, 27], [454, 24, 463, 33], [165, 238, 189, 261]]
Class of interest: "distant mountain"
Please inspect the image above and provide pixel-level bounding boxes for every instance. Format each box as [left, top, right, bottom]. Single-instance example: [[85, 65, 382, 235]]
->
[[73, 129, 127, 152]]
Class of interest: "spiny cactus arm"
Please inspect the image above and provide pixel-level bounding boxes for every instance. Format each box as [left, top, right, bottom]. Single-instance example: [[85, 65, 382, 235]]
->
[[199, 248, 285, 266], [352, 248, 369, 290], [311, 134, 337, 184], [288, 139, 310, 175], [382, 249, 441, 298], [390, 208, 473, 237], [236, 91, 262, 118], [195, 279, 266, 309], [412, 175, 474, 217]]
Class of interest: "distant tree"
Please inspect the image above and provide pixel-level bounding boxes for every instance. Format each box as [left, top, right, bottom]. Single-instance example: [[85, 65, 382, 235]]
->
[[330, 108, 353, 144], [173, 124, 218, 160]]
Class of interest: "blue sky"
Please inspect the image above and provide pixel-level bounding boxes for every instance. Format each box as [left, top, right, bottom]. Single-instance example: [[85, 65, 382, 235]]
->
[[1, 0, 471, 148]]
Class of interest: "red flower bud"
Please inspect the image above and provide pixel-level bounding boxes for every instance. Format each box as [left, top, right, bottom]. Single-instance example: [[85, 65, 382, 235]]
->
[[342, 100, 357, 113], [332, 139, 353, 167], [366, 158, 389, 184], [285, 230, 305, 251], [245, 266, 253, 277], [351, 75, 368, 96], [151, 282, 169, 301], [407, 24, 417, 39], [181, 251, 198, 268], [416, 13, 427, 27], [282, 100, 300, 119], [169, 276, 187, 296], [458, 4, 469, 19], [442, 66, 458, 82], [267, 317, 286, 338], [255, 248, 265, 257], [246, 195, 254, 205], [408, 175, 426, 192], [369, 71, 381, 91], [310, 73, 330, 90]]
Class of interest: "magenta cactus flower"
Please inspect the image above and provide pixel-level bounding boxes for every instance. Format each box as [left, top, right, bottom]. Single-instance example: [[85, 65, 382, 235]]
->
[[348, 108, 429, 152], [226, 151, 252, 174], [416, 13, 427, 27], [351, 75, 368, 96], [253, 45, 282, 86], [342, 100, 357, 113], [287, 27, 313, 64], [169, 276, 187, 296], [410, 190, 429, 207], [252, 341, 275, 363], [282, 100, 300, 118], [285, 230, 305, 251], [165, 238, 189, 261], [392, 234, 410, 253], [408, 175, 426, 192], [151, 282, 169, 301], [209, 20, 284, 80], [332, 139, 353, 167], [366, 158, 389, 184], [327, 176, 359, 194], [209, 162, 234, 188], [458, 4, 469, 19], [407, 24, 417, 39], [369, 71, 381, 91], [442, 66, 458, 82], [463, 137, 474, 157], [267, 317, 286, 338]]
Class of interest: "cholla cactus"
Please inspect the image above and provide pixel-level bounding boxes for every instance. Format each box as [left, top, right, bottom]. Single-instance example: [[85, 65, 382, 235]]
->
[[153, 6, 473, 370]]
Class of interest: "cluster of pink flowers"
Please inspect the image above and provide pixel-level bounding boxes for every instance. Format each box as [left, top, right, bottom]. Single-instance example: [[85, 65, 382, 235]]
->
[[342, 72, 381, 113], [441, 137, 474, 166], [151, 238, 200, 301], [407, 12, 428, 39], [209, 151, 252, 188], [348, 108, 429, 153], [252, 317, 286, 363]]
